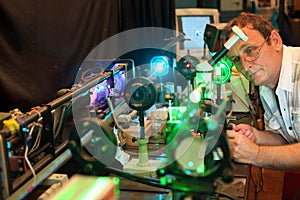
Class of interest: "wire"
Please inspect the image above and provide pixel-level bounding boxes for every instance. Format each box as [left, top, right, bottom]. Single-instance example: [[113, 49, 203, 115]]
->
[[256, 168, 264, 194], [25, 121, 45, 186], [24, 137, 37, 185], [53, 104, 71, 140], [28, 122, 43, 155], [248, 165, 264, 200]]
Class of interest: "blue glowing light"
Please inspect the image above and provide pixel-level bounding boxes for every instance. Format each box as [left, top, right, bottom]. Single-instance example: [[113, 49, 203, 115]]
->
[[150, 56, 169, 76], [187, 161, 194, 167]]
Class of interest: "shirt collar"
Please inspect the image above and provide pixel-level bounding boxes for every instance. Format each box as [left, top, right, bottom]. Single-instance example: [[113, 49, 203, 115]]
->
[[276, 45, 293, 94]]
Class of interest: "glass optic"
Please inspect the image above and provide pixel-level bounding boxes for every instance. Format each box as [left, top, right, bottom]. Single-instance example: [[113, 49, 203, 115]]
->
[[241, 40, 266, 62], [231, 38, 268, 70]]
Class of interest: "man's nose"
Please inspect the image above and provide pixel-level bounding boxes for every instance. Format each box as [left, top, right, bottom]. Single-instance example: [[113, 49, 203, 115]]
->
[[240, 59, 252, 71]]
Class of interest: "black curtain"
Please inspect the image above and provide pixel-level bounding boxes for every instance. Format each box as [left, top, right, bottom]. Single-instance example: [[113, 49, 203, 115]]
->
[[0, 0, 175, 112], [120, 0, 175, 30], [119, 0, 176, 69]]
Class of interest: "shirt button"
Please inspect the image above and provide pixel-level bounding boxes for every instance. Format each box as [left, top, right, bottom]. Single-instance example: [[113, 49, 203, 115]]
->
[[289, 126, 292, 130]]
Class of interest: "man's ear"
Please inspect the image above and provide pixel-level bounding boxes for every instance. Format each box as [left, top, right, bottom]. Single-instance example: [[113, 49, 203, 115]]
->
[[269, 30, 282, 51]]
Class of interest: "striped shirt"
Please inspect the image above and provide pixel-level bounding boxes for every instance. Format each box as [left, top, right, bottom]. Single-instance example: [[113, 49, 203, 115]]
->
[[260, 45, 300, 143]]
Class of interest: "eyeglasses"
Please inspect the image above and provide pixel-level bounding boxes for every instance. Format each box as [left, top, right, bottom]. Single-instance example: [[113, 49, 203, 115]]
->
[[230, 37, 268, 70]]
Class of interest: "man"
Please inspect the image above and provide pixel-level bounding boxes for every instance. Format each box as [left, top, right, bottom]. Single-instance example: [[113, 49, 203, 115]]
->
[[223, 12, 300, 170]]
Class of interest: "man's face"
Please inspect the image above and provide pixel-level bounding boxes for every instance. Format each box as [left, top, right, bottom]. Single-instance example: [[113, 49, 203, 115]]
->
[[227, 26, 282, 88]]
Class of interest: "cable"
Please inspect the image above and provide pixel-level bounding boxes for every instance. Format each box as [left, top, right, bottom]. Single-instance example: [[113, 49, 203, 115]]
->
[[24, 141, 37, 185], [25, 121, 45, 187], [28, 122, 43, 155], [53, 103, 72, 140], [252, 168, 263, 198]]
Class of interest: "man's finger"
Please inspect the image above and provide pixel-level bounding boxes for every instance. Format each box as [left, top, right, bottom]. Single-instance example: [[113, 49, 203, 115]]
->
[[226, 130, 236, 139]]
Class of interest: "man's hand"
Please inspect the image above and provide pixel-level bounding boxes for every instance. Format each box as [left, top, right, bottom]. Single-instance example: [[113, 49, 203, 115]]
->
[[230, 123, 257, 143], [227, 126, 260, 164], [226, 123, 291, 165]]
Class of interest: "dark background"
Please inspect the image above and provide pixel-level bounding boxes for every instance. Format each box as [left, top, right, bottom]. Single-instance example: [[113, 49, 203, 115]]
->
[[0, 0, 175, 112], [1, 0, 298, 113]]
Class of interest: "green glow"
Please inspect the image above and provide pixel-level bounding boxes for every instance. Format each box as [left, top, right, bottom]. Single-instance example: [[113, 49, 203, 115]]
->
[[196, 72, 206, 83], [52, 176, 115, 200], [91, 137, 101, 143], [113, 177, 121, 195], [78, 178, 110, 199], [112, 177, 120, 185], [214, 55, 233, 84], [101, 145, 108, 152], [196, 163, 206, 174], [159, 169, 165, 174], [160, 177, 167, 185], [114, 188, 121, 196], [169, 107, 186, 122]]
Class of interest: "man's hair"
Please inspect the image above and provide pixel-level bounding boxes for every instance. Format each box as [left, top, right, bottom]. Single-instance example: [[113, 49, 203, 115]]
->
[[222, 12, 276, 42]]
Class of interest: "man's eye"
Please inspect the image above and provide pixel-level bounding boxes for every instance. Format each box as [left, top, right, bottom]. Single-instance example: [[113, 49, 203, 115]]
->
[[244, 47, 256, 55]]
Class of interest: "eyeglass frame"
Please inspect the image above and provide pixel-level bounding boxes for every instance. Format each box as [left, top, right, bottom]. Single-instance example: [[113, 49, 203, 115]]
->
[[229, 36, 269, 71]]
